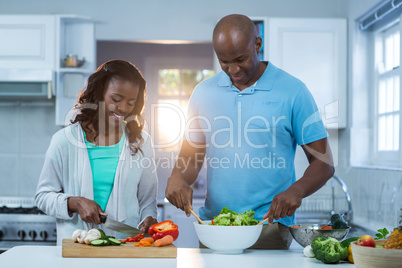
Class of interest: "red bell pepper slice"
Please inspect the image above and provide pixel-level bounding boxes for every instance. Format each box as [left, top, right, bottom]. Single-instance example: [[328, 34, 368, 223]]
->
[[148, 220, 179, 241], [122, 233, 144, 242]]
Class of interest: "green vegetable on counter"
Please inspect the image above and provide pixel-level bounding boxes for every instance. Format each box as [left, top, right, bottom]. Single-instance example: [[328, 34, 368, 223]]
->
[[311, 237, 348, 264], [211, 206, 259, 226], [330, 214, 348, 229], [340, 236, 359, 248]]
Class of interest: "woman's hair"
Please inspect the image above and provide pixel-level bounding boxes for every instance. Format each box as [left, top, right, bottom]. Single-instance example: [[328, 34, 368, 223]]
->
[[71, 59, 146, 155]]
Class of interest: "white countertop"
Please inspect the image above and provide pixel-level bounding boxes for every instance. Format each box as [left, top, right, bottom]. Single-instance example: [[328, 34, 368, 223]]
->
[[0, 241, 353, 268]]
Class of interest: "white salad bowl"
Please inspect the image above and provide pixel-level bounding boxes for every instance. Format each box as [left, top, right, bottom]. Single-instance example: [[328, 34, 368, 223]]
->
[[193, 221, 263, 254]]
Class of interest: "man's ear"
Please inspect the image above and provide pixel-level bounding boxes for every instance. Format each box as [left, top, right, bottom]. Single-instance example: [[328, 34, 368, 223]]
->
[[255, 37, 262, 54]]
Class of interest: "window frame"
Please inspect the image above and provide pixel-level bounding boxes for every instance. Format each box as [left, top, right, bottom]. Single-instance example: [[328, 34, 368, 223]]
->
[[372, 18, 402, 166]]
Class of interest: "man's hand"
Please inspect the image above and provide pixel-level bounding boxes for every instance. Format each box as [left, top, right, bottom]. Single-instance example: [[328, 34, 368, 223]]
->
[[263, 138, 334, 224], [139, 216, 158, 234], [166, 140, 206, 217], [165, 174, 194, 217], [67, 196, 106, 225], [263, 185, 303, 224]]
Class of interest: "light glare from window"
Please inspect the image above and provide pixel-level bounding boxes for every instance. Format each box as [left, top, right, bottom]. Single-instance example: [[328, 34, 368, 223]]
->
[[157, 68, 214, 150]]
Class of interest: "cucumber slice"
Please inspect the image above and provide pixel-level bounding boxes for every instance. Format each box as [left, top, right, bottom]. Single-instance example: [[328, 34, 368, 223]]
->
[[91, 239, 107, 246], [98, 229, 106, 238], [101, 239, 110, 245], [108, 237, 122, 245]]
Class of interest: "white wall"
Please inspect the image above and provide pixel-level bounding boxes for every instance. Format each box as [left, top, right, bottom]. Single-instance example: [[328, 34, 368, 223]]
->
[[0, 0, 348, 41]]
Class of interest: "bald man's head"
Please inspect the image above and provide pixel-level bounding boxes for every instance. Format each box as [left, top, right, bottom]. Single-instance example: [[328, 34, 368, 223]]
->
[[213, 14, 258, 44], [212, 14, 264, 90]]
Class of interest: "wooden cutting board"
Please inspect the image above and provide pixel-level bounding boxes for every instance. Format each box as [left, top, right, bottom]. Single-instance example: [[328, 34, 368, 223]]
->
[[62, 239, 177, 258]]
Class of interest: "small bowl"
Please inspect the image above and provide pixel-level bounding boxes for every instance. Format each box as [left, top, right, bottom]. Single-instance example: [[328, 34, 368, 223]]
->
[[61, 58, 86, 68], [289, 224, 350, 248], [193, 221, 262, 254], [351, 240, 402, 268]]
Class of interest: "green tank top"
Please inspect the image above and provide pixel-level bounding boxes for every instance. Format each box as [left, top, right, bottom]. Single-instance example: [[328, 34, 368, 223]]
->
[[83, 130, 125, 211]]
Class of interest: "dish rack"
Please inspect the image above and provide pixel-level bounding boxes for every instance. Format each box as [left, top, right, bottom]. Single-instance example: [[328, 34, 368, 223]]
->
[[295, 175, 353, 224]]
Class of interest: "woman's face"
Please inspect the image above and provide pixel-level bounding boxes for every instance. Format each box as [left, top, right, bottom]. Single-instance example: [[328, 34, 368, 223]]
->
[[102, 77, 139, 130]]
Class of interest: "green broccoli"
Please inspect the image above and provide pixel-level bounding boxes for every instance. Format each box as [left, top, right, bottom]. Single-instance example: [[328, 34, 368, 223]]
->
[[311, 237, 349, 264]]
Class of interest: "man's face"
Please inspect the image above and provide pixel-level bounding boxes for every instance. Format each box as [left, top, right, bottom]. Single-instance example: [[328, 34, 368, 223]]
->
[[213, 33, 262, 89]]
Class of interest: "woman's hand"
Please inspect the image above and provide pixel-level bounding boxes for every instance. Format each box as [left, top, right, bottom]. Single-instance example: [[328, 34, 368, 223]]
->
[[67, 196, 106, 225], [139, 216, 158, 234]]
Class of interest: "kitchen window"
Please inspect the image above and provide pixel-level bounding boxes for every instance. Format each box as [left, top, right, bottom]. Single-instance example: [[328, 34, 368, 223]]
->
[[156, 68, 214, 151], [144, 56, 214, 152], [373, 21, 401, 166]]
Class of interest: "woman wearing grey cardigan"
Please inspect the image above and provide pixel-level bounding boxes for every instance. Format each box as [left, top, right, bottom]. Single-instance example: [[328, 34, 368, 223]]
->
[[35, 60, 158, 245]]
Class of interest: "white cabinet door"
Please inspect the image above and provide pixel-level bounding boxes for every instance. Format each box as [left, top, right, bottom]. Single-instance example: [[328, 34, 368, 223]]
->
[[267, 18, 347, 129], [0, 15, 55, 69], [163, 199, 204, 248]]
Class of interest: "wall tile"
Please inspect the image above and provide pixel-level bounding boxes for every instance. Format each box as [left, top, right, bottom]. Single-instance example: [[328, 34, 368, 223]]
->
[[19, 105, 61, 154], [0, 155, 18, 196], [0, 105, 19, 154], [19, 155, 45, 197], [338, 167, 402, 231]]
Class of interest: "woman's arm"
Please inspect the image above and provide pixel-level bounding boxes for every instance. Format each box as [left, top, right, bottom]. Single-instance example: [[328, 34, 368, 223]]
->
[[35, 136, 75, 220], [137, 135, 158, 230]]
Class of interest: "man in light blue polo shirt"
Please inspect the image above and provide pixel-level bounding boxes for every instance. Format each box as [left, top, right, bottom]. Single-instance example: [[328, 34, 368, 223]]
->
[[166, 14, 334, 249]]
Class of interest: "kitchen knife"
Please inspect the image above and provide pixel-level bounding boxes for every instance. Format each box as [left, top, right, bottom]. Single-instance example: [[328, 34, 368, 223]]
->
[[99, 215, 142, 236]]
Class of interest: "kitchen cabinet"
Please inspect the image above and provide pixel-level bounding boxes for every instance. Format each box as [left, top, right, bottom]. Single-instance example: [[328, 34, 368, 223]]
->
[[55, 15, 96, 126], [163, 198, 204, 248], [0, 15, 56, 69], [266, 18, 347, 129], [0, 14, 95, 125]]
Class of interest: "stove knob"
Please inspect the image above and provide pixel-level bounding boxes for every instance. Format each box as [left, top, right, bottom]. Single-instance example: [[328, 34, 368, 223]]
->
[[17, 230, 26, 240], [29, 230, 37, 240], [40, 231, 48, 241]]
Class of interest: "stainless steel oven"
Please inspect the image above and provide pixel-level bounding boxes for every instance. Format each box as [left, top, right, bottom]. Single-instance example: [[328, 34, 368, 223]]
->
[[0, 197, 56, 252]]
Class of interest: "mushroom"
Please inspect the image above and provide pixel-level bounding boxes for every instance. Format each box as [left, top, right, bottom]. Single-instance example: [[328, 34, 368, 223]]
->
[[77, 230, 88, 244], [84, 229, 102, 244], [72, 229, 83, 242], [87, 229, 101, 237]]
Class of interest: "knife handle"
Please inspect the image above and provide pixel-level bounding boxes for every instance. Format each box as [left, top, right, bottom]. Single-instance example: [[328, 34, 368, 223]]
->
[[99, 215, 107, 224]]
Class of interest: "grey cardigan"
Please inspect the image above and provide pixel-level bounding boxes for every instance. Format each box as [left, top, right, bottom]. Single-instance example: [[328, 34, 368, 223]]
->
[[35, 122, 158, 245]]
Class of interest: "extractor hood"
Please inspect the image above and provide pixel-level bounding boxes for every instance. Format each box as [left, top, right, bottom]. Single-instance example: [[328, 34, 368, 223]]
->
[[0, 68, 54, 99]]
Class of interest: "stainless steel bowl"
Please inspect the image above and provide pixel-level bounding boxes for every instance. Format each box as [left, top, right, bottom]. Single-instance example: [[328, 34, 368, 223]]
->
[[289, 224, 351, 248]]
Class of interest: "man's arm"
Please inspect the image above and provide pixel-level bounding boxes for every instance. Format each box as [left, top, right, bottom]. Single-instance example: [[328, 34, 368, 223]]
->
[[165, 140, 206, 216], [264, 137, 335, 223]]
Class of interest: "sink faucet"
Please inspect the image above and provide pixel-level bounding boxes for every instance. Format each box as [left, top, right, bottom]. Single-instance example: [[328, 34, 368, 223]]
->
[[330, 175, 353, 223]]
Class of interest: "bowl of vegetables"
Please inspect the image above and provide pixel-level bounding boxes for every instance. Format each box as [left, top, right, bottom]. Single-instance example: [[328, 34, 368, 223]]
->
[[351, 226, 402, 268], [193, 206, 263, 254], [289, 214, 351, 248]]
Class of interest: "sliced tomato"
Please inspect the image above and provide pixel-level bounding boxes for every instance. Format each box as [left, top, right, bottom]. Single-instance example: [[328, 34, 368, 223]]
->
[[320, 225, 333, 230]]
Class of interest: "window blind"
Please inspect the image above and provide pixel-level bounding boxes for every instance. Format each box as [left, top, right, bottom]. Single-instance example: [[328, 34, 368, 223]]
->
[[359, 0, 402, 31]]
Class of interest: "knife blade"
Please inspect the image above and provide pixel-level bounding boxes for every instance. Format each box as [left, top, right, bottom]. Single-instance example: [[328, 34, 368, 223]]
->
[[99, 215, 142, 236]]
